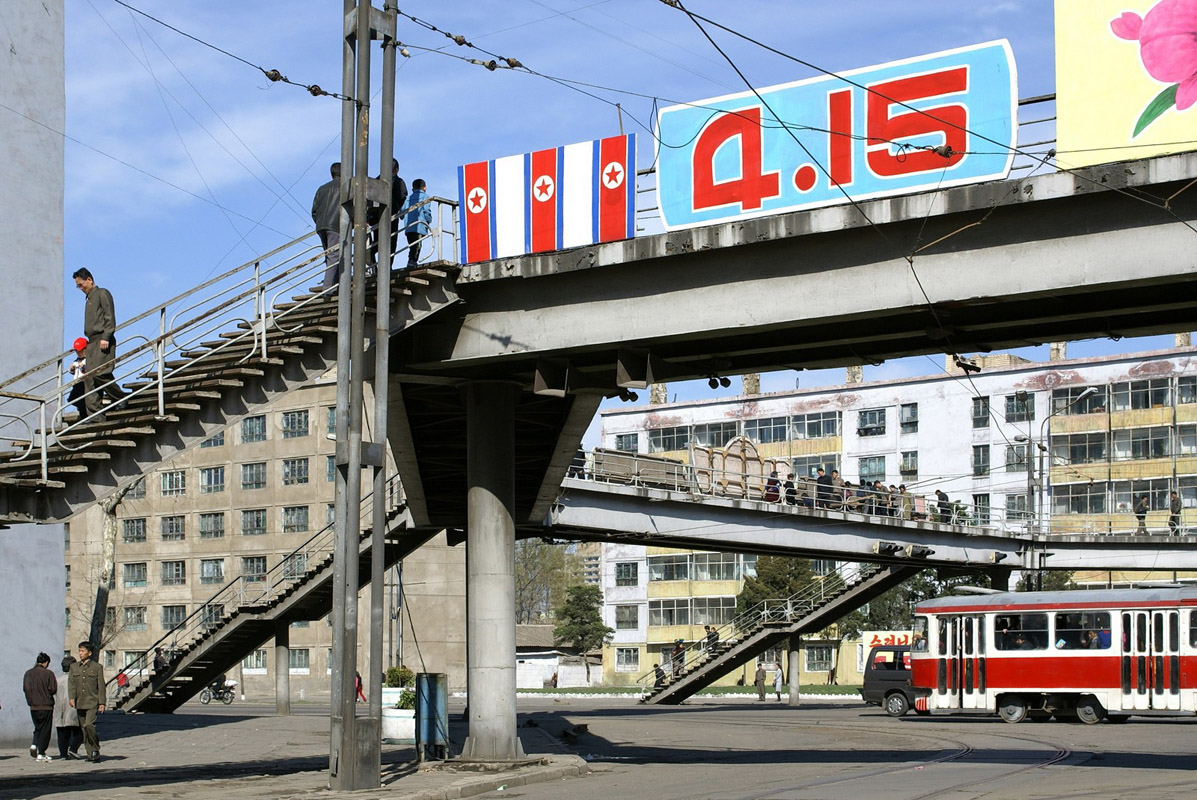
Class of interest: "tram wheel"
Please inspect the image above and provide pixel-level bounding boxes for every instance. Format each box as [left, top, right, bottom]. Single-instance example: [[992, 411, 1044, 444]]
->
[[1076, 697, 1105, 725], [998, 695, 1028, 724], [884, 692, 910, 717]]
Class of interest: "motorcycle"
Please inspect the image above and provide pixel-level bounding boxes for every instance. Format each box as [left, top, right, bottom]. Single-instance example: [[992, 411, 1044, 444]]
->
[[198, 678, 238, 705]]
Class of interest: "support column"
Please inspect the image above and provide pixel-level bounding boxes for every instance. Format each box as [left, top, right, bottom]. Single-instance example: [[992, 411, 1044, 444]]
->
[[275, 622, 291, 716], [787, 633, 801, 707], [461, 382, 526, 761], [988, 566, 1013, 592]]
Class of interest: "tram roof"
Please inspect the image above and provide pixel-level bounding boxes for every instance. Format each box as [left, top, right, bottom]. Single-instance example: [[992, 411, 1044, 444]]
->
[[916, 586, 1197, 613]]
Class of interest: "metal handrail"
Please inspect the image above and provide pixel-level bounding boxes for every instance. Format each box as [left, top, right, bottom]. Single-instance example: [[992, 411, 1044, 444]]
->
[[106, 473, 404, 699], [636, 561, 875, 690], [0, 199, 459, 477]]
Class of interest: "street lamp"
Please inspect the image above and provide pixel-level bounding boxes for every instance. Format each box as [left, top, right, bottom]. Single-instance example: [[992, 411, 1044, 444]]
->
[[1013, 386, 1099, 535]]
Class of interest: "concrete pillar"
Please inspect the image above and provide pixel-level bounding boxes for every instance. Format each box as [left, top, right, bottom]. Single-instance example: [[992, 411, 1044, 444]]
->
[[988, 566, 1013, 592], [1049, 341, 1067, 361], [460, 382, 526, 761], [649, 383, 668, 404], [275, 622, 291, 716], [845, 365, 864, 384], [1177, 332, 1192, 348], [742, 373, 760, 395], [787, 633, 801, 707]]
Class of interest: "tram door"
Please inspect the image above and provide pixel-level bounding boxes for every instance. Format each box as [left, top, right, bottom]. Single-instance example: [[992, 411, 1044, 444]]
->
[[936, 615, 986, 710], [1122, 611, 1181, 710]]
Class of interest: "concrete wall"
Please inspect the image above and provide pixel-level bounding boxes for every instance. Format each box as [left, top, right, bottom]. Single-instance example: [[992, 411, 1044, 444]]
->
[[0, 0, 66, 745]]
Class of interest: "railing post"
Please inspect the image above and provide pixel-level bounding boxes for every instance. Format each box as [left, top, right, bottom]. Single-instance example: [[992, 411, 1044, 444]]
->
[[156, 308, 167, 417], [38, 401, 47, 480], [255, 261, 268, 361]]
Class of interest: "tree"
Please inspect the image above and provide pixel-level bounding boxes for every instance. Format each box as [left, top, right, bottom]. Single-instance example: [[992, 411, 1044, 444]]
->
[[1017, 570, 1075, 592], [735, 556, 816, 617], [553, 584, 613, 681], [514, 540, 582, 623]]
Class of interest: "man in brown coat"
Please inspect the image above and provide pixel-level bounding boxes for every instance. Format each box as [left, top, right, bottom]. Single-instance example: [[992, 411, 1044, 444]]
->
[[68, 641, 107, 762], [23, 652, 57, 761], [72, 268, 123, 414]]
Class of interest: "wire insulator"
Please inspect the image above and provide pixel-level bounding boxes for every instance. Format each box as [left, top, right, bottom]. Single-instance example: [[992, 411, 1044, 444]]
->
[[308, 84, 324, 97], [505, 57, 523, 68], [264, 69, 283, 82], [453, 35, 468, 46]]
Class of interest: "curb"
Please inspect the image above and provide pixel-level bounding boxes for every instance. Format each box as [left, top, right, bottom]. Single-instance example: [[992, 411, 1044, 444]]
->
[[398, 756, 590, 800]]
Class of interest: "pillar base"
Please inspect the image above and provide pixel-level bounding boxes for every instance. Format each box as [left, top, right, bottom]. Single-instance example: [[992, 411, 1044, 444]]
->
[[459, 735, 527, 762]]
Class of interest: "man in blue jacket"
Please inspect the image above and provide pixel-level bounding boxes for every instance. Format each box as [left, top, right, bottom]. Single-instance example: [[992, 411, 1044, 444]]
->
[[402, 179, 433, 268]]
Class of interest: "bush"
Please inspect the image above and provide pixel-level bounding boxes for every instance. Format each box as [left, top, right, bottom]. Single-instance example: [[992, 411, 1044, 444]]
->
[[384, 665, 414, 688], [396, 689, 416, 710]]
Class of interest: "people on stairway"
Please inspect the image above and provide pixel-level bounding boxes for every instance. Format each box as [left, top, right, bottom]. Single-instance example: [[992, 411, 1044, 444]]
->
[[65, 337, 88, 418], [313, 162, 344, 289], [401, 179, 433, 269], [367, 158, 408, 270], [73, 268, 125, 416]]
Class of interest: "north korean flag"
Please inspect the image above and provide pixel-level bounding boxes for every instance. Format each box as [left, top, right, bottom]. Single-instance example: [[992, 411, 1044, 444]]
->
[[593, 134, 636, 243], [526, 147, 561, 253], [458, 160, 495, 264]]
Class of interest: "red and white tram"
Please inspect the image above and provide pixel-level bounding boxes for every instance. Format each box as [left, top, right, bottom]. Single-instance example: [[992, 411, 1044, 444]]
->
[[910, 587, 1197, 724]]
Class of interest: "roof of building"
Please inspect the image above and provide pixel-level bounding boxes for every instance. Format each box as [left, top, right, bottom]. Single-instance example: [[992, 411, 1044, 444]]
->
[[516, 624, 558, 649]]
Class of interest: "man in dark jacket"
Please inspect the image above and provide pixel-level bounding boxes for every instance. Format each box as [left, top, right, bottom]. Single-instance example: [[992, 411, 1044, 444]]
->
[[72, 268, 123, 415], [815, 467, 832, 508], [69, 641, 107, 763], [368, 158, 408, 270], [312, 162, 344, 289], [22, 652, 56, 761]]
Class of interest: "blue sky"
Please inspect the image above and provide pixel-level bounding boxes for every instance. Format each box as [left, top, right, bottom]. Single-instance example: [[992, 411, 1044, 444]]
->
[[57, 1, 1176, 443]]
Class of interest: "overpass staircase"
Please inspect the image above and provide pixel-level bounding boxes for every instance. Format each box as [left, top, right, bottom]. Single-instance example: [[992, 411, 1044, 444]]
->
[[112, 478, 433, 713], [0, 209, 460, 524], [641, 563, 919, 705]]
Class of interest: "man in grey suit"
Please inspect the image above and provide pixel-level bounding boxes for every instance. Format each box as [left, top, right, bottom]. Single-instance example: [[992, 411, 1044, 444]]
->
[[72, 268, 123, 415]]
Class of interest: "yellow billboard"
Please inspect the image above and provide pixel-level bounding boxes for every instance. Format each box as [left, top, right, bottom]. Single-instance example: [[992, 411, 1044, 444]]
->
[[1056, 0, 1197, 168]]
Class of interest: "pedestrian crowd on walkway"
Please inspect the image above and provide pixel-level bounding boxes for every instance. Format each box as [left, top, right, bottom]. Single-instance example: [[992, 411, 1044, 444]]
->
[[765, 467, 942, 522], [21, 641, 107, 763]]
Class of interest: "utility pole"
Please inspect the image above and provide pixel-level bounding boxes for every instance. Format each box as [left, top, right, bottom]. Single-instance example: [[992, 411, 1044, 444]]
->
[[329, 0, 397, 790]]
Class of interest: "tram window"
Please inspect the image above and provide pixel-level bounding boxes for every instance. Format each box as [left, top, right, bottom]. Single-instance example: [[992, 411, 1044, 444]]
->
[[978, 617, 986, 655], [994, 613, 1048, 650], [1053, 611, 1111, 650], [937, 618, 948, 656], [913, 616, 929, 651], [1154, 614, 1165, 650], [1189, 611, 1197, 647], [963, 619, 974, 655], [1136, 613, 1148, 651], [1170, 614, 1179, 652]]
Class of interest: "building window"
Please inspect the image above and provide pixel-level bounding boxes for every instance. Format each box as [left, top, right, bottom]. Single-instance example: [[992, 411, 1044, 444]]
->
[[811, 559, 836, 576], [122, 518, 147, 543], [857, 409, 886, 436], [1053, 482, 1109, 515], [1111, 378, 1172, 411], [648, 598, 690, 626], [200, 431, 225, 448], [243, 649, 268, 672], [615, 647, 640, 672], [326, 455, 336, 482], [127, 476, 146, 499], [1113, 478, 1171, 514], [740, 554, 758, 579], [972, 494, 991, 524], [65, 565, 70, 589], [1006, 493, 1030, 521], [326, 503, 335, 525], [615, 605, 639, 630], [792, 412, 840, 439], [122, 562, 147, 588], [1179, 425, 1197, 456], [858, 456, 885, 485], [291, 620, 309, 628], [241, 462, 267, 490], [745, 416, 788, 444], [900, 403, 918, 433], [282, 458, 309, 486], [282, 553, 308, 580], [124, 606, 148, 631], [1180, 376, 1197, 405], [161, 605, 186, 631], [242, 415, 267, 443], [289, 649, 311, 673], [160, 470, 186, 497], [199, 512, 225, 539], [792, 454, 839, 479], [161, 515, 185, 541], [647, 554, 689, 581], [1112, 427, 1172, 461], [692, 552, 737, 581], [105, 607, 116, 629], [1005, 393, 1035, 423], [647, 425, 690, 453], [1006, 444, 1030, 473], [693, 422, 738, 448], [242, 556, 268, 583], [692, 596, 736, 625], [1051, 386, 1107, 415], [123, 651, 146, 669], [972, 396, 990, 428], [200, 603, 225, 629], [900, 451, 918, 477], [326, 407, 337, 435], [613, 433, 640, 452], [241, 509, 267, 536], [1051, 432, 1108, 465], [199, 466, 225, 494], [282, 505, 309, 533], [614, 562, 639, 586], [972, 445, 990, 477], [281, 409, 309, 439], [805, 645, 833, 672], [200, 558, 225, 585], [160, 560, 186, 586], [103, 650, 116, 669]]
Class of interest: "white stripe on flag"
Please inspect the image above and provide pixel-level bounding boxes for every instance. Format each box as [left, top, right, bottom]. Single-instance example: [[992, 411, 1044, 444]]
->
[[492, 154, 525, 259], [561, 142, 593, 249]]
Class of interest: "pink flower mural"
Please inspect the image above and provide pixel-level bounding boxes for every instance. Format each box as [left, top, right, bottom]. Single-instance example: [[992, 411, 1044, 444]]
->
[[1111, 0, 1197, 135]]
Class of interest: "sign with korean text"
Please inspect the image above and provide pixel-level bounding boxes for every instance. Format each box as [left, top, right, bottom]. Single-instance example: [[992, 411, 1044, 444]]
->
[[863, 630, 913, 649], [1056, 0, 1197, 169], [458, 134, 636, 264], [655, 42, 1016, 231]]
